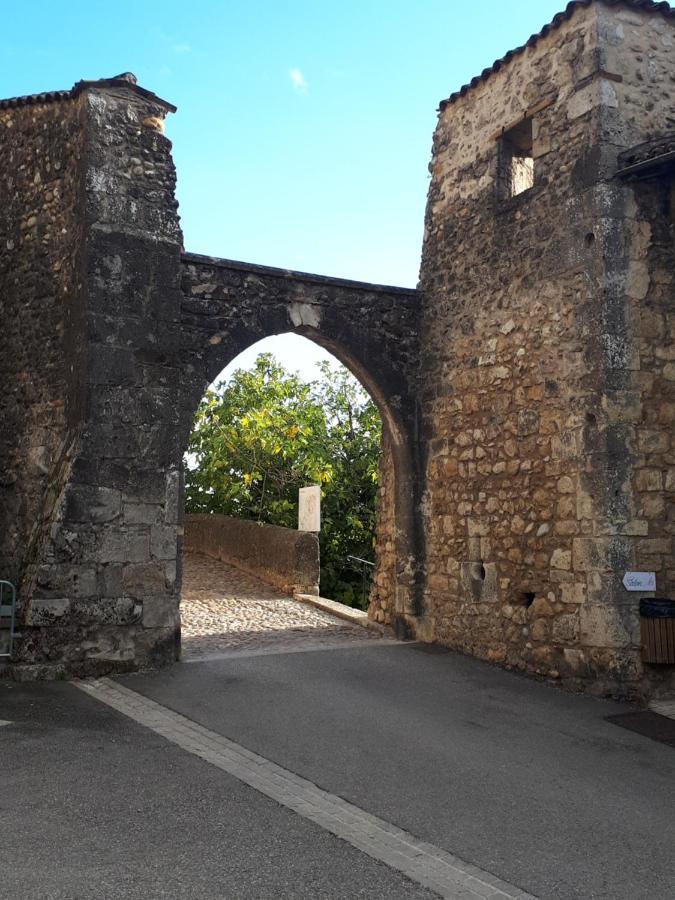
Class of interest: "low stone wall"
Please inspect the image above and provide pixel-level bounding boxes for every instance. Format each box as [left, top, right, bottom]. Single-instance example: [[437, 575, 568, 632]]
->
[[184, 514, 320, 597]]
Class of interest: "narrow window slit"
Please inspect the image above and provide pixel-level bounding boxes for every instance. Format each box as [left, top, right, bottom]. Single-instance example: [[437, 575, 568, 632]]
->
[[498, 117, 534, 200]]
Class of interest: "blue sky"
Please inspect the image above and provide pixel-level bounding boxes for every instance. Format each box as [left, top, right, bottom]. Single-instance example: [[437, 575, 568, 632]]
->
[[4, 0, 564, 378]]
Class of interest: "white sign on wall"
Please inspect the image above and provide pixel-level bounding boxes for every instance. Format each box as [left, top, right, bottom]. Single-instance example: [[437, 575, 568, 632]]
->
[[298, 485, 321, 533], [622, 572, 656, 592]]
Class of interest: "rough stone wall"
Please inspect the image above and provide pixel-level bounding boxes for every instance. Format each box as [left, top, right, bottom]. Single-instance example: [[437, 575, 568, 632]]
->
[[370, 429, 398, 625], [12, 82, 185, 676], [0, 85, 421, 675], [3, 2, 673, 697], [184, 514, 320, 597], [178, 254, 418, 422], [417, 1, 674, 697], [622, 172, 675, 695], [598, 4, 675, 695], [627, 176, 675, 595], [0, 97, 86, 593]]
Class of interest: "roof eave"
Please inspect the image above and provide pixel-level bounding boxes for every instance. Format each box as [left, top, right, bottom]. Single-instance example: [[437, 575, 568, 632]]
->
[[438, 0, 674, 113]]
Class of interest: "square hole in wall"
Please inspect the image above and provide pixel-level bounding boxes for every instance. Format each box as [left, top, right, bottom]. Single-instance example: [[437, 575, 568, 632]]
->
[[498, 117, 534, 200]]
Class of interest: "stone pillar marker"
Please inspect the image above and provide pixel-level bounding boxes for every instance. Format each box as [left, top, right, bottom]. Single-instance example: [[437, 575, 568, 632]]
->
[[298, 485, 321, 533]]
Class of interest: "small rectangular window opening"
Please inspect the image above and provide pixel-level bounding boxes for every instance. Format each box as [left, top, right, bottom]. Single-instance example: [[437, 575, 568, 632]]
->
[[498, 117, 534, 200]]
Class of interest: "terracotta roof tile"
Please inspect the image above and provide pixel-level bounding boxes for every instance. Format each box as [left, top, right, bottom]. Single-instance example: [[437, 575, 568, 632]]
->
[[439, 0, 675, 111], [0, 89, 71, 110], [0, 74, 176, 113]]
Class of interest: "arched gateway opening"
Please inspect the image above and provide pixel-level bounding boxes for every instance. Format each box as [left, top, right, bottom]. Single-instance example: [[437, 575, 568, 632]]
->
[[9, 248, 422, 676], [176, 254, 422, 649], [180, 335, 390, 656], [2, 76, 423, 675]]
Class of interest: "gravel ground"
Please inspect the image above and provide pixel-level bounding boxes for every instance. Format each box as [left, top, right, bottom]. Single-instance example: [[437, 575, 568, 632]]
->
[[181, 551, 382, 659]]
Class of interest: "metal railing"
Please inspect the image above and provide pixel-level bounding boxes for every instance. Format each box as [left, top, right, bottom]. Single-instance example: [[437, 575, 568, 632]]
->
[[0, 581, 17, 658], [346, 555, 375, 609]]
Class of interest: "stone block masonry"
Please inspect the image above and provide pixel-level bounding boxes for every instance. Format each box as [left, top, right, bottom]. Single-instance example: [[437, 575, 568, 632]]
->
[[415, 0, 675, 698], [1, 2, 674, 699], [0, 87, 86, 597], [184, 514, 320, 598], [0, 75, 420, 679]]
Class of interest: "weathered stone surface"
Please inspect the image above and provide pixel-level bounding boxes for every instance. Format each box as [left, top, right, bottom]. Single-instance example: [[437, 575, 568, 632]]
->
[[1, 2, 673, 700], [416, 0, 674, 699], [184, 514, 321, 598], [122, 562, 168, 598], [25, 598, 71, 627], [141, 594, 179, 629], [98, 531, 150, 565], [179, 255, 421, 622], [66, 486, 122, 524]]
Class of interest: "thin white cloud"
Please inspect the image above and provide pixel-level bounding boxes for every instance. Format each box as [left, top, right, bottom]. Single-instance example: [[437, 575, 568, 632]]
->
[[173, 42, 191, 55], [289, 67, 308, 93]]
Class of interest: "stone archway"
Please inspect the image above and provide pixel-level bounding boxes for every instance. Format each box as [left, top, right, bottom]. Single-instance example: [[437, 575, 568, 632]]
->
[[6, 4, 675, 698], [0, 78, 423, 676], [176, 254, 423, 632]]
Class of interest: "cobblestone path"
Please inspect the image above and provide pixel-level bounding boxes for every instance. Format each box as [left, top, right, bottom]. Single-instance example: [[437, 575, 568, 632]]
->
[[181, 551, 383, 660]]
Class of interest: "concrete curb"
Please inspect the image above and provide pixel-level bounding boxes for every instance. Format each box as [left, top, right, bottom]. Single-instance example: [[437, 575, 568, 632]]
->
[[294, 593, 392, 636]]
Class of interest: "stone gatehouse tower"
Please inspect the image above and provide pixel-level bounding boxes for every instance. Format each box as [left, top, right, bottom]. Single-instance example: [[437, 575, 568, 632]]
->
[[1, 0, 673, 699]]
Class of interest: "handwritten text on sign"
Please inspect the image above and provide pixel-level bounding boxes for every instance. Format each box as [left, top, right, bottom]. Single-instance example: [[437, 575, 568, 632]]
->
[[622, 572, 656, 592]]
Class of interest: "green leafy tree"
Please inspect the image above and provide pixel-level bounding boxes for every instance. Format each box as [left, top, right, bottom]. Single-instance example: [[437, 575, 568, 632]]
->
[[185, 353, 381, 607]]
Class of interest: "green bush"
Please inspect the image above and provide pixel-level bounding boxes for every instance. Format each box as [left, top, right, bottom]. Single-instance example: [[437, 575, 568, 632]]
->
[[185, 353, 381, 608]]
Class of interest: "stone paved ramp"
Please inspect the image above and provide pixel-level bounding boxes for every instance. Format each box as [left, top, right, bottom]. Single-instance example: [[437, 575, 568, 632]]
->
[[181, 551, 383, 660]]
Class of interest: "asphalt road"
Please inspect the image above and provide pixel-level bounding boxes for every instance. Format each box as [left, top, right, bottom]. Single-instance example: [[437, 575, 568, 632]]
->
[[123, 643, 675, 900], [1, 642, 673, 899], [0, 679, 434, 900]]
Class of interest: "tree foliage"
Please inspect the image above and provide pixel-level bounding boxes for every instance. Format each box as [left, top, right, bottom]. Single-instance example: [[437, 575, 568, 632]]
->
[[185, 353, 381, 607]]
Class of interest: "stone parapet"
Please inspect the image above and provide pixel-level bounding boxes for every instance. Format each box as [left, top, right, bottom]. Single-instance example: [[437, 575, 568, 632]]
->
[[184, 514, 320, 598]]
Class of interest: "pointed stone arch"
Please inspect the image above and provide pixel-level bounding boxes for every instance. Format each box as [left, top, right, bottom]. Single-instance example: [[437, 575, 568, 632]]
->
[[178, 254, 423, 629]]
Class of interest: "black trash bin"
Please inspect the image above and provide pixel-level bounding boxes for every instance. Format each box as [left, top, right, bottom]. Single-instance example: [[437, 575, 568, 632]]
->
[[640, 598, 675, 664]]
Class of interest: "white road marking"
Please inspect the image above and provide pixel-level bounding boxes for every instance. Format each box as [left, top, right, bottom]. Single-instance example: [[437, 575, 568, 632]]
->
[[77, 677, 537, 900], [0, 720, 12, 727]]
